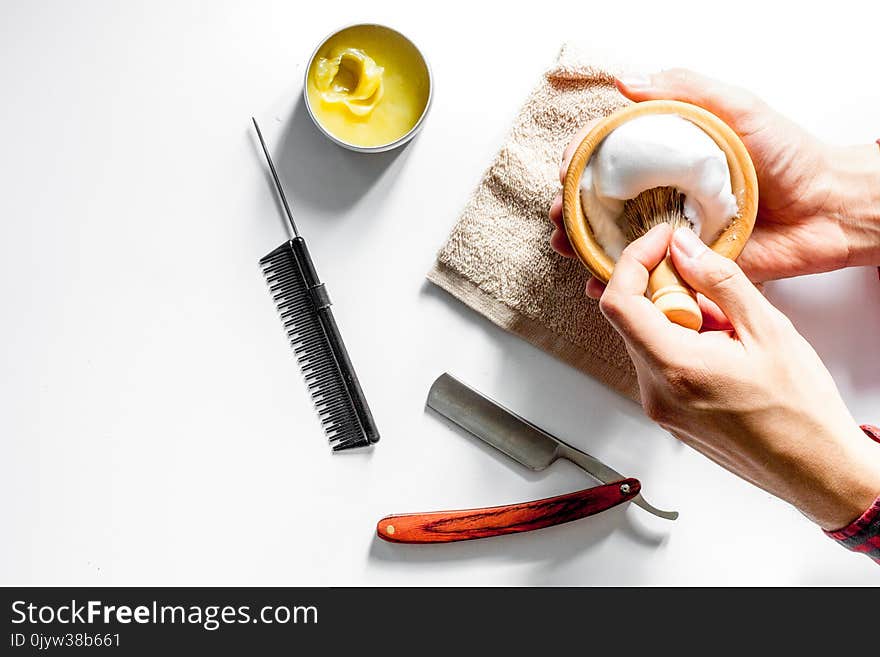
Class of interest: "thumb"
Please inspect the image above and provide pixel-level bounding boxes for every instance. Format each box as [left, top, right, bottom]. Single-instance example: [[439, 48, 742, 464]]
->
[[669, 228, 771, 339], [615, 68, 765, 130]]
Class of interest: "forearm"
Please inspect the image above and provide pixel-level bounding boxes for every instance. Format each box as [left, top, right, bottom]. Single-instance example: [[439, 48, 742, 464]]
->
[[824, 425, 880, 563], [826, 143, 880, 267], [796, 421, 880, 531], [721, 407, 880, 531]]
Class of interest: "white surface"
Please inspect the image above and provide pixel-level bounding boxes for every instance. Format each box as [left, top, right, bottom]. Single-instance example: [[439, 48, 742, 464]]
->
[[1, 0, 879, 586]]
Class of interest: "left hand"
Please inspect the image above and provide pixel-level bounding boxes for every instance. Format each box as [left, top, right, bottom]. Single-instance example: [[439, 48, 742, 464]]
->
[[549, 70, 880, 285]]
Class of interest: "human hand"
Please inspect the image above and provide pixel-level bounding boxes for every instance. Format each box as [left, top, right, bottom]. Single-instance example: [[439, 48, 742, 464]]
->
[[549, 69, 880, 283], [600, 223, 880, 530]]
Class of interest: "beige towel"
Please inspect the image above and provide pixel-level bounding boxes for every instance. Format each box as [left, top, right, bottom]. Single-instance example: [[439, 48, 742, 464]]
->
[[427, 45, 640, 401]]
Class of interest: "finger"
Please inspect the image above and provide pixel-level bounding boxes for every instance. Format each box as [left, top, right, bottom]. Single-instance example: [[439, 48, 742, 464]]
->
[[669, 228, 772, 339], [550, 228, 576, 258], [549, 191, 574, 256], [697, 293, 733, 331], [615, 69, 765, 129], [605, 224, 672, 297], [585, 277, 605, 299], [559, 119, 599, 184], [549, 192, 563, 229], [599, 224, 684, 358]]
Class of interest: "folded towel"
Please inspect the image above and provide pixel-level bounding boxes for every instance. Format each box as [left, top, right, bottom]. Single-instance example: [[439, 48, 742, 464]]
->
[[427, 45, 640, 401]]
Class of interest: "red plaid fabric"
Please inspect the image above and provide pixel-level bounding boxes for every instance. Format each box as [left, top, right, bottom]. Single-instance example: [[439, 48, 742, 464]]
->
[[825, 425, 880, 563]]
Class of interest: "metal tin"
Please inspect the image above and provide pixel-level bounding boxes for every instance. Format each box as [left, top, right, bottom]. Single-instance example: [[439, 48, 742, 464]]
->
[[303, 24, 433, 153]]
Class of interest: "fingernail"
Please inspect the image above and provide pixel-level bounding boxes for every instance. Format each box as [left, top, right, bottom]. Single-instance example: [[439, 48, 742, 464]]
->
[[617, 73, 651, 90], [674, 227, 707, 258]]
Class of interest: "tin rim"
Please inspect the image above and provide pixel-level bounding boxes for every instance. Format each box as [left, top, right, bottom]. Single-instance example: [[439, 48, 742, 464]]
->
[[302, 23, 434, 153]]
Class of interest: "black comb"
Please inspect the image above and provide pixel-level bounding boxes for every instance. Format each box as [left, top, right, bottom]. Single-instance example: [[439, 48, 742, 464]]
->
[[253, 118, 379, 451]]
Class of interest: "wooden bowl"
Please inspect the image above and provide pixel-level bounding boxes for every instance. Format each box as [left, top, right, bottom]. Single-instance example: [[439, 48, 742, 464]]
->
[[562, 100, 758, 328]]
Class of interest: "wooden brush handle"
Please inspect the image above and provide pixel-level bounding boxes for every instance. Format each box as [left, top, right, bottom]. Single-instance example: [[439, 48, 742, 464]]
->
[[376, 479, 640, 544], [648, 255, 702, 331]]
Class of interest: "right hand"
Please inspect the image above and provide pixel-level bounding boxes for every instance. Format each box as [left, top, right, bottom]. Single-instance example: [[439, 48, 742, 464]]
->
[[549, 69, 880, 284], [599, 224, 880, 531]]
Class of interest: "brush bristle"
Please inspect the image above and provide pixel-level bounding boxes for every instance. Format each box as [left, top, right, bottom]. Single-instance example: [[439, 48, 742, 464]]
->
[[622, 186, 693, 242]]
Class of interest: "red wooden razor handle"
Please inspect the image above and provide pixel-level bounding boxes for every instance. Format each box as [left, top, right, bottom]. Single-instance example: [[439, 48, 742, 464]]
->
[[376, 479, 640, 544]]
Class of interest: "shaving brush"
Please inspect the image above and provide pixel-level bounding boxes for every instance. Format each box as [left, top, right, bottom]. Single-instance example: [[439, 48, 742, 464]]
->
[[621, 186, 702, 330], [562, 100, 759, 331]]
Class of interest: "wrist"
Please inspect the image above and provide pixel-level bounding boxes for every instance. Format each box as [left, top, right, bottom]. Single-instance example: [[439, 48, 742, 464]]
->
[[824, 143, 880, 267], [796, 421, 880, 531]]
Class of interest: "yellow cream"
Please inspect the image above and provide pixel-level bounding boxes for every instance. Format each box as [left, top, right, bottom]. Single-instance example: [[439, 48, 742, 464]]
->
[[313, 48, 385, 117], [306, 25, 430, 148]]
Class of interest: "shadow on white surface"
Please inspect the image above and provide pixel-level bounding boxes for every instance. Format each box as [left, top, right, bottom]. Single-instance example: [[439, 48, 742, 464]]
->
[[417, 281, 649, 434], [271, 97, 411, 216], [766, 266, 880, 393], [417, 279, 680, 490]]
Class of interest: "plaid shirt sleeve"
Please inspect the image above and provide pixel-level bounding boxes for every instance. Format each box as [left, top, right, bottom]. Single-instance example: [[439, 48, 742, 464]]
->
[[824, 425, 880, 563]]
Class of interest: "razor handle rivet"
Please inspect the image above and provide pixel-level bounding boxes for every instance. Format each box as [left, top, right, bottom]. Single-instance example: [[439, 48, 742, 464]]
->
[[619, 483, 631, 495], [386, 525, 396, 536]]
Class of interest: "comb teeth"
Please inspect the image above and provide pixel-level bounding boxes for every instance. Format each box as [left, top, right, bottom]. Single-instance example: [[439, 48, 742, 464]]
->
[[260, 243, 371, 450]]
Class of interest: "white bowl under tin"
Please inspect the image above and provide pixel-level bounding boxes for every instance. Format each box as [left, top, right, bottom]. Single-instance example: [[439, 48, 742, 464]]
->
[[303, 23, 433, 154]]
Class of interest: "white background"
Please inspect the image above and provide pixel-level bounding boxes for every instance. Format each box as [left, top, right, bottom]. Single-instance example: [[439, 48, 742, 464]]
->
[[2, 0, 879, 585]]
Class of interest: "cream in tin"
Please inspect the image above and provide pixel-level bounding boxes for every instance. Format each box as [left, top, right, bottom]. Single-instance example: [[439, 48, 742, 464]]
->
[[304, 24, 432, 152]]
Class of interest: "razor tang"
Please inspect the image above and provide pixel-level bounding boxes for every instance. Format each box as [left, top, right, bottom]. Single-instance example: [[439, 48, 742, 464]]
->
[[427, 373, 677, 521]]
